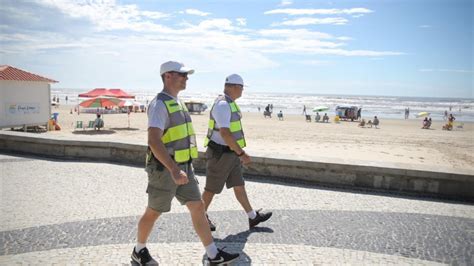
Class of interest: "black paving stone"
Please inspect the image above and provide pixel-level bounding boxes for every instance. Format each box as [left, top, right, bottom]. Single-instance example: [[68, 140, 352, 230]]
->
[[1, 210, 473, 265]]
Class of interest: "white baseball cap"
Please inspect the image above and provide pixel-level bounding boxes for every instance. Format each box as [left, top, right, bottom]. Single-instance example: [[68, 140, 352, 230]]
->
[[160, 61, 195, 75], [225, 74, 246, 86]]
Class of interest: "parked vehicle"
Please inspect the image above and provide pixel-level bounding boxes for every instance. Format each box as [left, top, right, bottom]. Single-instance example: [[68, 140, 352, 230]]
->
[[335, 106, 359, 121], [184, 101, 207, 114]]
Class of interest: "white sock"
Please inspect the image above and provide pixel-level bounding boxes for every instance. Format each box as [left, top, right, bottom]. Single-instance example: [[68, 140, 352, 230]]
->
[[247, 210, 257, 219], [135, 242, 146, 253], [205, 242, 219, 259]]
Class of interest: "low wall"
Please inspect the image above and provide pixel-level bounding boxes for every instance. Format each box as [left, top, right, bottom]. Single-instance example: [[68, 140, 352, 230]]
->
[[1, 132, 473, 201]]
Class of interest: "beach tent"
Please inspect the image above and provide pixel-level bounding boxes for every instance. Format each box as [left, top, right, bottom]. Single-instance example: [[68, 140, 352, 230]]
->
[[109, 89, 135, 99], [78, 88, 135, 99], [78, 88, 110, 98], [0, 65, 58, 129]]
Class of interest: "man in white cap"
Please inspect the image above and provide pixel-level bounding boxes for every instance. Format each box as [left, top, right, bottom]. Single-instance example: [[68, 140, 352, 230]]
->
[[132, 61, 239, 265], [203, 74, 272, 232]]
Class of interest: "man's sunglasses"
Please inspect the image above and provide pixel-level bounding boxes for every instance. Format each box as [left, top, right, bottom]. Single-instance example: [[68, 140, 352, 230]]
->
[[169, 71, 188, 78]]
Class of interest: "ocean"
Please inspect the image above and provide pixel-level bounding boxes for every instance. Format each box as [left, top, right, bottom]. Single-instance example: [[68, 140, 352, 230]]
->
[[51, 88, 474, 122]]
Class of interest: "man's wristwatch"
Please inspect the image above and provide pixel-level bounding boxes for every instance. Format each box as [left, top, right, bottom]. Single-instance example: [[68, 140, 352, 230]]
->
[[237, 150, 246, 157]]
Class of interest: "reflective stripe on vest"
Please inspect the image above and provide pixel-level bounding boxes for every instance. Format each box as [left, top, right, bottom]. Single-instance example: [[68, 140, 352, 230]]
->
[[204, 95, 246, 148], [149, 93, 198, 163]]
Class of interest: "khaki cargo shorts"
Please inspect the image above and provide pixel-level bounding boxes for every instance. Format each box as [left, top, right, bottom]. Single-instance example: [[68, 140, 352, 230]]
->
[[146, 162, 201, 213], [205, 147, 244, 194]]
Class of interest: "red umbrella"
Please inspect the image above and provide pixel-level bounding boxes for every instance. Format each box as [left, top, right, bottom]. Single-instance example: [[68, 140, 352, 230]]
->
[[79, 96, 123, 108]]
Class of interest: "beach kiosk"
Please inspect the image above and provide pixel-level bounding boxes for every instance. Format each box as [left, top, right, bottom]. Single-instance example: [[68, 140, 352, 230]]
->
[[0, 65, 58, 130]]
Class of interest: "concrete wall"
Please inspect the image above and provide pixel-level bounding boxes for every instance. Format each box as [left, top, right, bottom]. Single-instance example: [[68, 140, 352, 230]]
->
[[1, 131, 473, 201], [0, 80, 51, 128]]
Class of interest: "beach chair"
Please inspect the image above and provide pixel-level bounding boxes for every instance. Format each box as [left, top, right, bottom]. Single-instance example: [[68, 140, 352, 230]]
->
[[86, 121, 95, 130], [74, 121, 84, 130], [305, 115, 311, 122]]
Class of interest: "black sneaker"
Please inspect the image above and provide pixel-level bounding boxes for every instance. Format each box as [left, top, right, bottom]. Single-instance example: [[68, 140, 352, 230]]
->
[[207, 214, 216, 232], [208, 248, 239, 265], [249, 209, 272, 229], [131, 247, 158, 265]]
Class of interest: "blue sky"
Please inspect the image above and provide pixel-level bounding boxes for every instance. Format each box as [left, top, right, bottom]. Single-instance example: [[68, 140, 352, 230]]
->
[[1, 0, 472, 98]]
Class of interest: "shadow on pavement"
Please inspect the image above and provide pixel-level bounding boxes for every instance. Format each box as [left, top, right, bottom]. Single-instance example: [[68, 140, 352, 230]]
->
[[109, 127, 140, 131], [202, 227, 274, 265], [72, 129, 116, 135]]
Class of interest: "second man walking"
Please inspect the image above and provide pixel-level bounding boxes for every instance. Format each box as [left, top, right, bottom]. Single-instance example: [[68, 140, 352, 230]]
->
[[203, 74, 272, 231]]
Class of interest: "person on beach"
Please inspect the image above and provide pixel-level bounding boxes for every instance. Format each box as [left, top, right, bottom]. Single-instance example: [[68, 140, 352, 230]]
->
[[303, 105, 306, 115], [422, 117, 429, 129], [93, 113, 104, 130], [203, 74, 272, 232], [315, 112, 321, 122], [132, 61, 239, 265], [323, 113, 329, 123], [443, 114, 456, 130], [278, 110, 284, 120], [373, 116, 379, 128]]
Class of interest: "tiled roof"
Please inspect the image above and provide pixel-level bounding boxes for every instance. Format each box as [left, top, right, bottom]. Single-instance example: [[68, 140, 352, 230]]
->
[[0, 65, 58, 83]]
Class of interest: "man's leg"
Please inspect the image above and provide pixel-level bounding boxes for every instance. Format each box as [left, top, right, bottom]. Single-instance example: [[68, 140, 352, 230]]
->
[[132, 207, 160, 265], [202, 190, 215, 211], [186, 200, 240, 264], [233, 185, 252, 213], [233, 185, 273, 229], [186, 200, 213, 246], [137, 207, 161, 243]]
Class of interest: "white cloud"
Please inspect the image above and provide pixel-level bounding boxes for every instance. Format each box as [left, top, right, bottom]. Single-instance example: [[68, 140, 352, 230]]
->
[[36, 0, 172, 32], [419, 69, 473, 73], [279, 0, 293, 6], [236, 18, 247, 26], [419, 25, 432, 28], [184, 9, 210, 16], [264, 8, 373, 16], [0, 31, 92, 54], [141, 11, 169, 19], [259, 29, 333, 40], [337, 36, 353, 41], [3, 0, 403, 73], [273, 17, 348, 26], [196, 19, 234, 31]]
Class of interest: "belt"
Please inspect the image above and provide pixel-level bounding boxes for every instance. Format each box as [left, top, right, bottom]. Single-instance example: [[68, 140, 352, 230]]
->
[[208, 140, 233, 153]]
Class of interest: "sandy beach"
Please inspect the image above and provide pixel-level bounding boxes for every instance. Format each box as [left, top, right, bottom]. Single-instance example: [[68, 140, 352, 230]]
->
[[37, 105, 474, 172]]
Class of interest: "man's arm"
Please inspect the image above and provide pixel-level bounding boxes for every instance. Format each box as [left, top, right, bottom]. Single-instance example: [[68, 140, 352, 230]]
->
[[148, 127, 188, 185]]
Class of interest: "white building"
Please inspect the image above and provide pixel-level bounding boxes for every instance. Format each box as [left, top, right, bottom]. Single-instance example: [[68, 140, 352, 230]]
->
[[0, 65, 58, 129]]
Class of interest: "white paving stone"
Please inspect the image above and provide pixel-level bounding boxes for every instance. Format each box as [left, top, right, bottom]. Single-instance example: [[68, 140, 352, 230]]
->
[[1, 154, 473, 231], [0, 154, 474, 231], [0, 243, 446, 265]]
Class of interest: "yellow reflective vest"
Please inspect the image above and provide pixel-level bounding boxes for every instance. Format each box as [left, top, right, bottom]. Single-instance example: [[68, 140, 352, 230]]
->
[[147, 93, 198, 164], [204, 95, 246, 148]]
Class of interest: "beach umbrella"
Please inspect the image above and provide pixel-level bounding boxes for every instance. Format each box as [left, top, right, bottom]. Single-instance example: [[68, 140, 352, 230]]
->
[[313, 106, 329, 112], [79, 96, 123, 108], [416, 111, 430, 118]]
